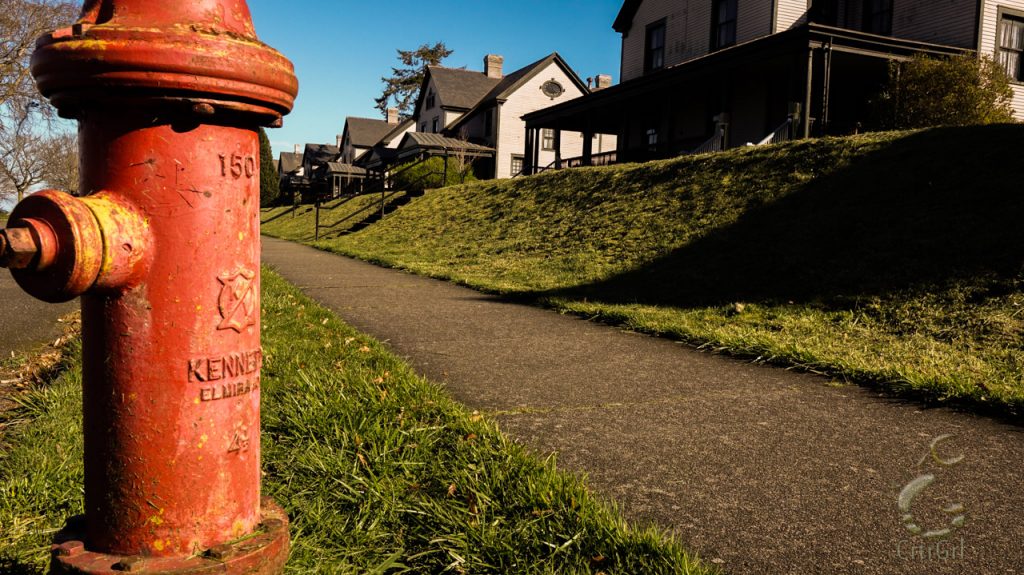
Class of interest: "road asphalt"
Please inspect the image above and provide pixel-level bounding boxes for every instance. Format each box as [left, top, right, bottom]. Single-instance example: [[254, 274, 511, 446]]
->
[[0, 271, 76, 359], [263, 236, 1024, 575]]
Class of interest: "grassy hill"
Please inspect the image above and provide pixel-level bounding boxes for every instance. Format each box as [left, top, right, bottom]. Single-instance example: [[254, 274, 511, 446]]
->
[[261, 125, 1024, 419]]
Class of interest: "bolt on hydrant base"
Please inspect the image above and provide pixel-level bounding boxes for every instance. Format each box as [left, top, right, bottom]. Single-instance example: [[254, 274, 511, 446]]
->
[[0, 1, 298, 573], [50, 499, 289, 575]]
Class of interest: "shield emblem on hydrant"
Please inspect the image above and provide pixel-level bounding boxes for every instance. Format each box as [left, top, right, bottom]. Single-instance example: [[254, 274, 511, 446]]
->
[[217, 268, 257, 332]]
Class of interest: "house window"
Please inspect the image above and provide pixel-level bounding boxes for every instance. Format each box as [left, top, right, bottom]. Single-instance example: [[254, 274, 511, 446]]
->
[[511, 155, 524, 176], [426, 89, 436, 110], [863, 0, 893, 35], [421, 122, 427, 132], [646, 128, 658, 146], [998, 13, 1024, 82], [432, 117, 439, 133], [644, 19, 666, 73], [484, 109, 494, 137], [541, 129, 556, 151], [712, 0, 737, 50]]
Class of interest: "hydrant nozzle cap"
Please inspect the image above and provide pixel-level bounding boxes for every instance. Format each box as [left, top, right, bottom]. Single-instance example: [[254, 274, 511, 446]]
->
[[31, 0, 298, 125]]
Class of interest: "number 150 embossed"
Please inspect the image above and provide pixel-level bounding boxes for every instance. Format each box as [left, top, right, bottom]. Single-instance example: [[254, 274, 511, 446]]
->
[[219, 153, 256, 179]]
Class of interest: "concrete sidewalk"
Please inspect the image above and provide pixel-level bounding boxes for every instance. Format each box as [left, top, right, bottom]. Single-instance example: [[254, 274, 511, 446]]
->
[[263, 236, 1024, 575]]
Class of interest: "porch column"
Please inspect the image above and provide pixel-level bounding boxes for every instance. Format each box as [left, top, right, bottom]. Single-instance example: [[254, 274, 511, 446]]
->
[[582, 129, 594, 166], [554, 129, 562, 169], [523, 127, 534, 175], [803, 46, 814, 139]]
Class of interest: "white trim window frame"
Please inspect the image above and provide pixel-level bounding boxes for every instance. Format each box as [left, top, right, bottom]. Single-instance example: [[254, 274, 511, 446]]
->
[[998, 10, 1024, 83]]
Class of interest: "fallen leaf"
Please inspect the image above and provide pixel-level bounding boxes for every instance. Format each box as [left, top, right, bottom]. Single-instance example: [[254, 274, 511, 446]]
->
[[447, 484, 457, 497]]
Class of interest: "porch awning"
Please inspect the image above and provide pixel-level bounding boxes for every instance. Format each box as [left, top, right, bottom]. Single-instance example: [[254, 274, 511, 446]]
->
[[522, 22, 969, 134]]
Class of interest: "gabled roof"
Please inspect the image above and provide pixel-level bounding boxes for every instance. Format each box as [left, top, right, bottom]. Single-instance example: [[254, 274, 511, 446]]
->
[[345, 117, 400, 148], [303, 143, 340, 165], [278, 152, 302, 175], [379, 118, 416, 146], [613, 0, 642, 34], [448, 53, 589, 133], [419, 66, 502, 113]]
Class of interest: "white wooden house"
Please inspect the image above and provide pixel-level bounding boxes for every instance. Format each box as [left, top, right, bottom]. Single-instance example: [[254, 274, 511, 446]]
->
[[524, 0, 1023, 170], [408, 54, 615, 179]]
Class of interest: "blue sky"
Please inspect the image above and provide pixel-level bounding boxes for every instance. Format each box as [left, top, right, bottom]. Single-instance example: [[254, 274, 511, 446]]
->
[[247, 0, 625, 158]]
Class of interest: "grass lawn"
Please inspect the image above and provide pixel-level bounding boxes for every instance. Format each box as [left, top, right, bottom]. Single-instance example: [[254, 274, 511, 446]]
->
[[0, 269, 710, 574], [262, 125, 1024, 420]]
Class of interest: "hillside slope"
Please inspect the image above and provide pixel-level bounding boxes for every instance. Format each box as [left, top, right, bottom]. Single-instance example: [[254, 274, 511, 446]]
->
[[262, 125, 1024, 418]]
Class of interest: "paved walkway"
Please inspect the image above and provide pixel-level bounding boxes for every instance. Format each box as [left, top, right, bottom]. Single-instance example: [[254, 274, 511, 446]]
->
[[0, 272, 76, 358], [263, 236, 1024, 575]]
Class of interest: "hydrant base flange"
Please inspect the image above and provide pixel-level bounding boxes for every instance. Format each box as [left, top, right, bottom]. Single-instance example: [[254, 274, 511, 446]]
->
[[49, 499, 289, 575]]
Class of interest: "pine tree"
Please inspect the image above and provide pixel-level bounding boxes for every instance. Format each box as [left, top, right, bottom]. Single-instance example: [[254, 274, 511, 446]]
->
[[258, 128, 279, 207], [375, 42, 453, 119]]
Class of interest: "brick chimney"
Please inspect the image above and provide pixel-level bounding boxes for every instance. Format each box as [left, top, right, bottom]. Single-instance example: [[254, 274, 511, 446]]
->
[[386, 107, 400, 125], [336, 134, 343, 149], [484, 54, 504, 79], [294, 144, 301, 154], [594, 74, 613, 90]]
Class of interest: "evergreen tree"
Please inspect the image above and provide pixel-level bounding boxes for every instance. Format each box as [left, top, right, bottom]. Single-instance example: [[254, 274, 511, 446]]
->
[[375, 42, 453, 119], [258, 127, 279, 206]]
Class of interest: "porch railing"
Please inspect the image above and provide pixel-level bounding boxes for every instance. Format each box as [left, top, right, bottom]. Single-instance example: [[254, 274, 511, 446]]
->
[[690, 126, 727, 155], [757, 118, 795, 146]]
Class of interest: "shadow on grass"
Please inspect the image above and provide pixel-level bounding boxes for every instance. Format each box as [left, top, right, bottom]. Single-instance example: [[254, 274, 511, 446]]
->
[[540, 126, 1024, 310], [0, 559, 40, 574]]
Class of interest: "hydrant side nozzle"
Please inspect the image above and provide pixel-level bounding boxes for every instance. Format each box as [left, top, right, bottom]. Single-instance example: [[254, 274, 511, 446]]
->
[[4, 190, 152, 302]]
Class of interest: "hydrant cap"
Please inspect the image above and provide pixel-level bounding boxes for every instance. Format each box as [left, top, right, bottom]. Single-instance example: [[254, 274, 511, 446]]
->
[[30, 0, 298, 125]]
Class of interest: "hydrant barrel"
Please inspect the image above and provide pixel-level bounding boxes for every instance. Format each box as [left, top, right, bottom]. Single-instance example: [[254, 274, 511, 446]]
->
[[1, 1, 298, 572]]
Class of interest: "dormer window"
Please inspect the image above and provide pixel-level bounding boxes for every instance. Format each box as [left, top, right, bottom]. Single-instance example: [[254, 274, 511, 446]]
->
[[644, 19, 666, 73], [426, 89, 436, 110], [863, 0, 893, 35], [712, 0, 737, 50]]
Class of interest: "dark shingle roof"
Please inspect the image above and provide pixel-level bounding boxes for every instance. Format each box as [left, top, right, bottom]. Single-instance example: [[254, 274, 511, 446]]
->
[[346, 117, 399, 148], [325, 162, 368, 176], [481, 53, 574, 107], [427, 66, 502, 110], [448, 53, 588, 133], [304, 143, 340, 164], [613, 0, 642, 33], [278, 152, 302, 174]]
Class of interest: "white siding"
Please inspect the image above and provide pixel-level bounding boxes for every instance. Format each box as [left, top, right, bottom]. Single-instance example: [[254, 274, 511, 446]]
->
[[414, 77, 441, 132], [622, 0, 710, 82], [443, 110, 465, 128], [498, 62, 587, 178], [775, 0, 808, 32], [893, 0, 977, 47], [622, 1, 780, 82], [384, 122, 415, 150], [737, 0, 774, 42], [495, 62, 616, 179], [981, 1, 1024, 120]]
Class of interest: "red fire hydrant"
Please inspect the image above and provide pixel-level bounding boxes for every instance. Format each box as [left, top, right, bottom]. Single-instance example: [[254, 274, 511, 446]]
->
[[0, 1, 297, 572]]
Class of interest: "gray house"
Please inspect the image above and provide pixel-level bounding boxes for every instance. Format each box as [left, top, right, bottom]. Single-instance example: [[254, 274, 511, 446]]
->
[[524, 0, 1023, 169]]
